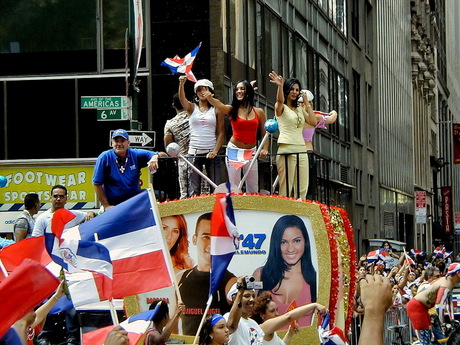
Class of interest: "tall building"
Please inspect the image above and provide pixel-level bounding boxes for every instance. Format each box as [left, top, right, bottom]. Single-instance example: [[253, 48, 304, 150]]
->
[[1, 0, 459, 254]]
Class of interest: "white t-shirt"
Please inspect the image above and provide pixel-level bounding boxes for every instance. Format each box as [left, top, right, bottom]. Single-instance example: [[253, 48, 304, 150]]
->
[[263, 333, 285, 345], [32, 209, 87, 237], [224, 313, 264, 345]]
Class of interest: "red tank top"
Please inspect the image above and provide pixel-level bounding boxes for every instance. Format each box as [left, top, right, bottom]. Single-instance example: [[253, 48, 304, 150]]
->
[[231, 109, 260, 143]]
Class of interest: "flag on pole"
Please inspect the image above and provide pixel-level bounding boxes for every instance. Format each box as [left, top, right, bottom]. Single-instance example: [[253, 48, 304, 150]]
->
[[82, 306, 160, 345], [46, 209, 113, 278], [132, 0, 144, 82], [227, 147, 254, 170], [0, 259, 59, 338], [59, 190, 174, 299], [410, 248, 425, 258], [0, 236, 61, 281], [209, 187, 239, 297], [318, 312, 349, 345], [366, 248, 387, 263], [161, 43, 201, 82]]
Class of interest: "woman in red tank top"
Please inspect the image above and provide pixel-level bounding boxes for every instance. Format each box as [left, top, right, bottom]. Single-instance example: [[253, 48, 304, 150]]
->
[[205, 80, 269, 193]]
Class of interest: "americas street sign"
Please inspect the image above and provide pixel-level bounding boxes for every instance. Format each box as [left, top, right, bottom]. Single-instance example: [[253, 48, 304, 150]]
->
[[109, 130, 156, 149], [81, 96, 131, 109]]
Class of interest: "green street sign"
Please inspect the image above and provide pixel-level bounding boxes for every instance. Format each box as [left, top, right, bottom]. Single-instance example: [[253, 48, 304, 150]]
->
[[81, 96, 131, 109], [97, 109, 130, 121]]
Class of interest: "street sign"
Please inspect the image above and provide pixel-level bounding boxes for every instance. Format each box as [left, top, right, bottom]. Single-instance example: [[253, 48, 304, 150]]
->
[[81, 96, 131, 109], [109, 130, 156, 148], [97, 109, 130, 121]]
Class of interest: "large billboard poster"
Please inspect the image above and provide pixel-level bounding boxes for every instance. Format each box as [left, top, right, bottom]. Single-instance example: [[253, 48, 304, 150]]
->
[[124, 195, 351, 345]]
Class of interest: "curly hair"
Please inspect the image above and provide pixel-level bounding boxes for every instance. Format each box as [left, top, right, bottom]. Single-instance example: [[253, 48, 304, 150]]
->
[[251, 291, 274, 324]]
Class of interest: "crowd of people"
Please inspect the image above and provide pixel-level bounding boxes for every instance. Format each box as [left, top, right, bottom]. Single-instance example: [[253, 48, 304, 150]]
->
[[353, 241, 460, 345]]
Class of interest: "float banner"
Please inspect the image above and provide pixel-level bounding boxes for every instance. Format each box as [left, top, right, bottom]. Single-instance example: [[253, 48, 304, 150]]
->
[[442, 186, 453, 234]]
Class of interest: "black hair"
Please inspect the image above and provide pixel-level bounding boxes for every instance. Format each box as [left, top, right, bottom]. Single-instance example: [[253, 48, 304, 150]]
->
[[283, 78, 302, 107], [195, 212, 212, 235], [51, 185, 67, 195], [172, 93, 183, 110], [229, 80, 255, 121], [24, 193, 39, 210], [381, 241, 393, 249], [260, 215, 317, 302], [198, 315, 214, 345], [149, 300, 169, 324]]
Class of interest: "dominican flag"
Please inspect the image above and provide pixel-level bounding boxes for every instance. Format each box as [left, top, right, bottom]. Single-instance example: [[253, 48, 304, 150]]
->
[[0, 236, 61, 281], [58, 190, 174, 301], [410, 248, 425, 258], [0, 259, 59, 338], [161, 43, 201, 82], [45, 209, 113, 305], [82, 306, 160, 345], [227, 147, 254, 170], [209, 187, 239, 298], [367, 248, 387, 263], [433, 246, 451, 259], [46, 209, 113, 278], [318, 312, 348, 345], [405, 253, 415, 266]]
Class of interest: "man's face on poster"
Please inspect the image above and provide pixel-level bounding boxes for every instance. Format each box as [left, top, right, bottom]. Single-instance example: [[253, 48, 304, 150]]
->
[[193, 219, 211, 268]]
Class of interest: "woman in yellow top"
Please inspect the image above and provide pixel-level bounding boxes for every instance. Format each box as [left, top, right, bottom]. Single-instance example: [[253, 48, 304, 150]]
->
[[268, 71, 317, 198]]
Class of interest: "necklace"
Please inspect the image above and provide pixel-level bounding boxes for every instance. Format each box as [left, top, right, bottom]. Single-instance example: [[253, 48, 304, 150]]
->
[[199, 105, 209, 113], [116, 157, 129, 173]]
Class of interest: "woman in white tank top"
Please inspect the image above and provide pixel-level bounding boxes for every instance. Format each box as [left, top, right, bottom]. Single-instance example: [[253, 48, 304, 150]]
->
[[178, 75, 225, 196]]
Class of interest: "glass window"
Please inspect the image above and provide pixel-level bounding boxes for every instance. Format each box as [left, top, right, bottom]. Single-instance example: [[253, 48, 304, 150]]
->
[[295, 37, 308, 88], [103, 1, 132, 70], [266, 12, 281, 74], [0, 0, 97, 75], [353, 70, 361, 140], [318, 58, 329, 112], [230, 0, 247, 64]]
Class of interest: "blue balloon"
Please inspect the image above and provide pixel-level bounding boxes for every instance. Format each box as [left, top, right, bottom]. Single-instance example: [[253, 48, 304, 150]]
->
[[264, 119, 279, 133]]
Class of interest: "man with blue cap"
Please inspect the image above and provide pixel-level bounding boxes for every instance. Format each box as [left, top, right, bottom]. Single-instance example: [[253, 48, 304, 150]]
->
[[93, 129, 167, 211]]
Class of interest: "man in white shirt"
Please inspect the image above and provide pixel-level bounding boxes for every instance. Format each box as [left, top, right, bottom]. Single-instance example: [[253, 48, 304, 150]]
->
[[32, 185, 94, 237]]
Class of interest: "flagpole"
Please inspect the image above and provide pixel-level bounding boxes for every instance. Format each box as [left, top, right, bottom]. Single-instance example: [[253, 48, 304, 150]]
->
[[94, 232, 119, 326], [0, 258, 8, 278], [178, 154, 218, 189], [192, 296, 213, 345], [148, 185, 183, 305]]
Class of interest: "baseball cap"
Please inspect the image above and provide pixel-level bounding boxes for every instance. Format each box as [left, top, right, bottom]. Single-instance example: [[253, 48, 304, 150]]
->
[[226, 283, 239, 301], [447, 263, 460, 276], [194, 79, 214, 93], [112, 129, 129, 140], [298, 89, 314, 103]]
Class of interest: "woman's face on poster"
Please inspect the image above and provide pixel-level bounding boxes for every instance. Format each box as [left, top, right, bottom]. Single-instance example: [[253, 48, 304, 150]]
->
[[162, 216, 181, 250], [280, 226, 305, 265]]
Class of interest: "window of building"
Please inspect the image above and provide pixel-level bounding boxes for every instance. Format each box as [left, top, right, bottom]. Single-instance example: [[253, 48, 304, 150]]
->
[[0, 0, 97, 75], [351, 0, 360, 42], [365, 1, 373, 57], [353, 70, 361, 141], [103, 1, 131, 70], [318, 57, 329, 112]]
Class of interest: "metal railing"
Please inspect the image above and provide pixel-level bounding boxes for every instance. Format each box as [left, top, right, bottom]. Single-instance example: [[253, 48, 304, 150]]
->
[[153, 151, 332, 204], [349, 306, 413, 345]]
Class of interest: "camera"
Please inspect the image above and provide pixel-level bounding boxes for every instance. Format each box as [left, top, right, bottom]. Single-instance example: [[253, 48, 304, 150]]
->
[[243, 276, 263, 290]]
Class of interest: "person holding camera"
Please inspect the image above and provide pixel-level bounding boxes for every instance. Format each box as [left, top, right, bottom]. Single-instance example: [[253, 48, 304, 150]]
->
[[224, 276, 327, 345]]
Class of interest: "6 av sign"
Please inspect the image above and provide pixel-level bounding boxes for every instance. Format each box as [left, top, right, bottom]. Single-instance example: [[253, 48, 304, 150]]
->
[[81, 96, 132, 121]]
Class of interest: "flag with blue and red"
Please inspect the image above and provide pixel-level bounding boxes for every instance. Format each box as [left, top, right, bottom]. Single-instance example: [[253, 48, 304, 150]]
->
[[227, 147, 254, 170], [161, 43, 201, 82], [82, 304, 161, 345], [367, 248, 387, 263], [318, 312, 348, 345], [209, 186, 239, 298]]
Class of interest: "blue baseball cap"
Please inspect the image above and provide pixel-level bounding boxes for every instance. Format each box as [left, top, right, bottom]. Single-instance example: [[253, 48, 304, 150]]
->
[[112, 129, 129, 140]]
